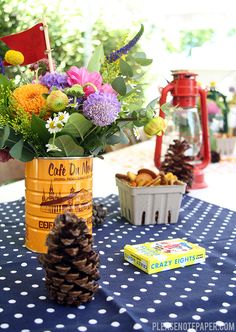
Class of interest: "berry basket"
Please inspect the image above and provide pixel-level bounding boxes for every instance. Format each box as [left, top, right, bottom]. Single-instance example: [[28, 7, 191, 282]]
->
[[116, 178, 186, 225]]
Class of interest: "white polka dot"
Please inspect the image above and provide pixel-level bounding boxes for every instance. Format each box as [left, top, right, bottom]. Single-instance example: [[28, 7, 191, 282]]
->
[[77, 327, 87, 332], [14, 313, 23, 318], [8, 299, 16, 304], [201, 296, 209, 301], [78, 305, 85, 309], [147, 307, 155, 313], [113, 292, 121, 296], [106, 296, 113, 301], [67, 314, 76, 319], [216, 321, 225, 327], [119, 308, 126, 314], [175, 302, 183, 307], [21, 262, 27, 267], [140, 318, 148, 323], [47, 308, 55, 313], [111, 321, 120, 327], [34, 318, 43, 324], [110, 274, 116, 278], [20, 292, 28, 296], [169, 313, 177, 318], [0, 324, 9, 329], [140, 288, 147, 292], [222, 302, 230, 307], [133, 296, 141, 301], [226, 291, 234, 296], [196, 308, 205, 312], [153, 299, 162, 304], [219, 309, 228, 313], [160, 292, 167, 296], [121, 285, 128, 289], [133, 323, 142, 330], [89, 319, 97, 325], [98, 309, 107, 314], [56, 324, 64, 328], [163, 322, 172, 328], [192, 315, 201, 320]]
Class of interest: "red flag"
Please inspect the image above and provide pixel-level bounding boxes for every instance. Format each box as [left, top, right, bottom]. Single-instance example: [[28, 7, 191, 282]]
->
[[0, 23, 47, 66]]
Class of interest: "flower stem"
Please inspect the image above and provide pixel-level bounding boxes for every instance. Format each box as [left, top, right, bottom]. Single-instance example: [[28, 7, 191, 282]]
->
[[52, 132, 56, 146]]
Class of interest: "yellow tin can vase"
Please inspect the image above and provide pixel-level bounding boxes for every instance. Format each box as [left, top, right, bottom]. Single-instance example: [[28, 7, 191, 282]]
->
[[25, 157, 93, 253]]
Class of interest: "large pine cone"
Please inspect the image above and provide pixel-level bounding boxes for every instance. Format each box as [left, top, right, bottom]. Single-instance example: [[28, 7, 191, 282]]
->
[[160, 139, 194, 188], [39, 213, 100, 306]]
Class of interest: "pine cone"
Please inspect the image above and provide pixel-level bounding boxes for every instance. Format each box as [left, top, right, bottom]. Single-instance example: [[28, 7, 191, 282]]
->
[[160, 139, 194, 188], [92, 203, 107, 227], [39, 212, 100, 306]]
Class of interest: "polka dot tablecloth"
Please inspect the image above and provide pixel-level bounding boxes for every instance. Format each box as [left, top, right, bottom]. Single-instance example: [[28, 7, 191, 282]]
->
[[0, 195, 236, 332]]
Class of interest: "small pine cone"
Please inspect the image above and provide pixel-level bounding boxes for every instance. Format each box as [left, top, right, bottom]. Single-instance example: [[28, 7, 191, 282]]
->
[[39, 212, 100, 306], [160, 139, 194, 188], [92, 203, 107, 227]]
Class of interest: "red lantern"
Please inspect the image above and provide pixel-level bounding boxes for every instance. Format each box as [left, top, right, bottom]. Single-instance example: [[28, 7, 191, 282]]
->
[[154, 71, 211, 189]]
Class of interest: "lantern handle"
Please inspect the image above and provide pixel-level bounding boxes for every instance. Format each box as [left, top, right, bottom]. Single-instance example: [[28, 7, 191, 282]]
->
[[198, 87, 211, 169], [154, 83, 175, 168]]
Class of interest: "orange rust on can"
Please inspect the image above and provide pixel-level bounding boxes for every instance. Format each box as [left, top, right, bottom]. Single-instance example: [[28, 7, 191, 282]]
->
[[25, 157, 93, 253]]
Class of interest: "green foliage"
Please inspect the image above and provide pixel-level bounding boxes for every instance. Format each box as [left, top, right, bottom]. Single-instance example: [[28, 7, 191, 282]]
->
[[87, 44, 104, 72], [162, 29, 214, 55], [180, 29, 214, 55], [61, 113, 93, 139], [49, 135, 84, 157]]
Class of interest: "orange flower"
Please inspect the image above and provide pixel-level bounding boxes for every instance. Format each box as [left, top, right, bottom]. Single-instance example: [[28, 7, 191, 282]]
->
[[12, 84, 48, 115]]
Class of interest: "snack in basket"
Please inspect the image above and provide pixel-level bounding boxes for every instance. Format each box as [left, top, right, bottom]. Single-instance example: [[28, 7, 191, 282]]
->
[[116, 168, 185, 187]]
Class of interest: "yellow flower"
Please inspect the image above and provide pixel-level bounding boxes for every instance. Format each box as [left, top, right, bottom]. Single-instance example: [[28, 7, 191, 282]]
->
[[144, 117, 167, 138], [12, 84, 49, 116], [5, 50, 24, 66]]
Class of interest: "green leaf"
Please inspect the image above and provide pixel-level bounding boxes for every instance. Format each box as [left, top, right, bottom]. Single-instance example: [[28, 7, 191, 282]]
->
[[31, 114, 50, 144], [119, 129, 130, 144], [0, 126, 10, 148], [112, 76, 127, 96], [62, 113, 93, 139], [52, 135, 84, 157], [119, 59, 133, 77], [135, 58, 153, 66], [134, 52, 153, 66], [106, 134, 121, 145], [0, 74, 11, 88], [87, 44, 104, 72], [9, 139, 34, 162]]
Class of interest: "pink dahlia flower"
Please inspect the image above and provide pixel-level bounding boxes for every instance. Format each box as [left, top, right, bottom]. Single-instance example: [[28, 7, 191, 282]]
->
[[67, 66, 102, 96], [100, 83, 117, 95]]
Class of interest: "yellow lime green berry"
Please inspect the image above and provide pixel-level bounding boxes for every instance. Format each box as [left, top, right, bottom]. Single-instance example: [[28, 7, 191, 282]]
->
[[5, 50, 24, 66], [144, 117, 167, 137]]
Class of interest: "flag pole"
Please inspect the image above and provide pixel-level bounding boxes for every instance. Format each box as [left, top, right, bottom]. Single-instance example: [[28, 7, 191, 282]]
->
[[42, 18, 54, 73]]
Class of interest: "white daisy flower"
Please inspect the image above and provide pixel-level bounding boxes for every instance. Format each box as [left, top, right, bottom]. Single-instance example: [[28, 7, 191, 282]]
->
[[46, 117, 63, 134], [57, 111, 70, 124], [46, 144, 62, 152]]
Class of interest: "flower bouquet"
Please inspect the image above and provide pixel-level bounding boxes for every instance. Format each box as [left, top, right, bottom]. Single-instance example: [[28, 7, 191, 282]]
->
[[0, 24, 167, 162]]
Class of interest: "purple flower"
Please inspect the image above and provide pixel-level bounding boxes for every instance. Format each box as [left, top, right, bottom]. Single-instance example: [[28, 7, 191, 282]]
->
[[40, 72, 69, 90], [83, 92, 121, 126], [0, 148, 12, 162], [107, 24, 144, 63], [0, 57, 5, 75]]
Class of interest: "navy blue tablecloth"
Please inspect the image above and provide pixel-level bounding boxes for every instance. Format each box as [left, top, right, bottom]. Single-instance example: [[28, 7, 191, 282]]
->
[[0, 195, 236, 332]]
